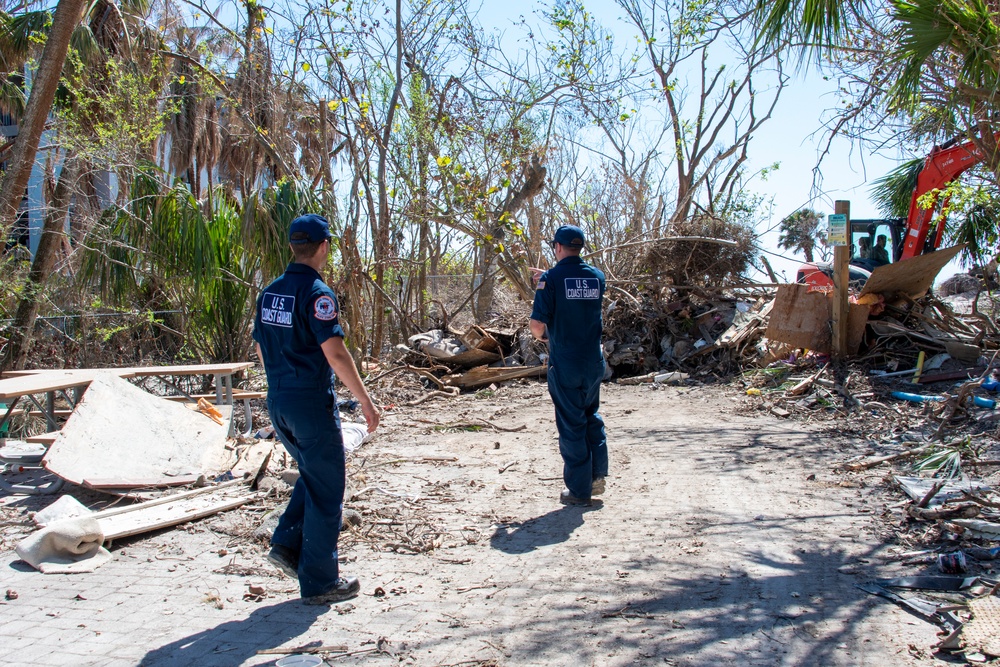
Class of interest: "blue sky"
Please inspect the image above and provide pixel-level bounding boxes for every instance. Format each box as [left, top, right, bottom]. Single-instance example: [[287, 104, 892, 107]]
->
[[745, 70, 903, 280], [473, 0, 961, 283]]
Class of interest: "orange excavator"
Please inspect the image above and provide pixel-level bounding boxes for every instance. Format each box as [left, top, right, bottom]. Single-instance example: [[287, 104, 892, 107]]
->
[[796, 134, 991, 287]]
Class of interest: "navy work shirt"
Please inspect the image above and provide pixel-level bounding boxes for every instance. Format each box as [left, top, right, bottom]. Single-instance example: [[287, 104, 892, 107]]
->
[[253, 263, 345, 391], [530, 255, 606, 365]]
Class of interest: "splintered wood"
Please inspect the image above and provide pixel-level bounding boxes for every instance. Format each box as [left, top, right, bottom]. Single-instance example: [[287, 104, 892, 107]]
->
[[197, 398, 225, 425]]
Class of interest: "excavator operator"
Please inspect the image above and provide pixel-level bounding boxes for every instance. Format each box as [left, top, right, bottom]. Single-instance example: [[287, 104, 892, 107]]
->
[[871, 235, 890, 265]]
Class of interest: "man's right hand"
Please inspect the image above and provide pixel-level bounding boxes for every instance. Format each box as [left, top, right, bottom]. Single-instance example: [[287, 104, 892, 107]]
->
[[360, 398, 380, 433]]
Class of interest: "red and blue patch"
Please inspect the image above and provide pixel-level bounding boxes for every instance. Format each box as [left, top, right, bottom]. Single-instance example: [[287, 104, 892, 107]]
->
[[313, 295, 337, 321]]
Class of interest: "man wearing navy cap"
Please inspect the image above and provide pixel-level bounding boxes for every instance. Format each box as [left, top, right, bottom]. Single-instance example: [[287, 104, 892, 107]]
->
[[253, 213, 379, 605], [529, 225, 608, 506]]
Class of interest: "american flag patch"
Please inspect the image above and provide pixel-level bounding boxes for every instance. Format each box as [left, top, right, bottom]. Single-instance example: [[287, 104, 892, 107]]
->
[[536, 281, 545, 290]]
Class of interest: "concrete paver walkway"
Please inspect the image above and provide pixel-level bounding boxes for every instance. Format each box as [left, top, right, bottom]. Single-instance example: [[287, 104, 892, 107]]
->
[[0, 384, 936, 666]]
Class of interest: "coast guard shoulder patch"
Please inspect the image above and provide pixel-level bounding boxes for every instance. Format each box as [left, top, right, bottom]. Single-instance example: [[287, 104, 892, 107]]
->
[[314, 295, 337, 321]]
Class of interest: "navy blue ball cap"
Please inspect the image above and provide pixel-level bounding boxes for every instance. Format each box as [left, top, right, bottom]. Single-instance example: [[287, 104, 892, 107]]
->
[[289, 214, 333, 244], [551, 224, 585, 248]]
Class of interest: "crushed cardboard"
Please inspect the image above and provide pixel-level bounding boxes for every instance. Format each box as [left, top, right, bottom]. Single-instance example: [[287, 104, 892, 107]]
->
[[860, 244, 966, 300]]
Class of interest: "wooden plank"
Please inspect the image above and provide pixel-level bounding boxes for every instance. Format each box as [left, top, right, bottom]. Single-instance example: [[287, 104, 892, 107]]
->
[[162, 390, 264, 403], [99, 493, 258, 541], [113, 362, 254, 378], [82, 475, 201, 490], [11, 362, 253, 377], [231, 441, 275, 479], [86, 479, 248, 520], [832, 201, 851, 360], [24, 432, 59, 445], [26, 409, 73, 418], [442, 365, 547, 390], [918, 369, 978, 384]]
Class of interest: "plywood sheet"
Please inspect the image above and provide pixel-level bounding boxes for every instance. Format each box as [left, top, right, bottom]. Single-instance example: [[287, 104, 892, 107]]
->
[[43, 373, 235, 491], [765, 284, 869, 354], [860, 244, 965, 299]]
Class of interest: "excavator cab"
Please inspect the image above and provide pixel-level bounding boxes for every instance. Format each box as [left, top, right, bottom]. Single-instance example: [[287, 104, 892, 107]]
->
[[796, 218, 905, 288], [795, 131, 991, 289], [853, 219, 905, 264]]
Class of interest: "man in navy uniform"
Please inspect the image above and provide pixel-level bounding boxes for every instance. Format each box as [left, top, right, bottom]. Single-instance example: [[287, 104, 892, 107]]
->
[[253, 213, 379, 605], [529, 225, 607, 506]]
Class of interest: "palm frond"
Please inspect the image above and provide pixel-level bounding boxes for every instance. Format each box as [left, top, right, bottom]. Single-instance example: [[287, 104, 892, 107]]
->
[[946, 201, 1000, 266], [0, 76, 25, 117], [913, 446, 963, 478], [119, 0, 152, 17], [754, 0, 867, 58], [890, 0, 1000, 106], [70, 24, 102, 66], [249, 179, 323, 281], [871, 158, 923, 218], [1, 10, 51, 66]]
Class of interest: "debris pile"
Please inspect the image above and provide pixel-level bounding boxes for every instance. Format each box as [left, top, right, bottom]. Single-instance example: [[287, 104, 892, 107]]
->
[[855, 474, 1000, 661], [739, 292, 1000, 424], [637, 215, 758, 287], [373, 325, 548, 405], [379, 243, 1000, 405], [602, 290, 773, 380], [379, 288, 777, 403]]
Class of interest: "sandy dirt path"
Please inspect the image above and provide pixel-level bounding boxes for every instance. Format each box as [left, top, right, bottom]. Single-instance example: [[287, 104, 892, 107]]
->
[[0, 382, 939, 666]]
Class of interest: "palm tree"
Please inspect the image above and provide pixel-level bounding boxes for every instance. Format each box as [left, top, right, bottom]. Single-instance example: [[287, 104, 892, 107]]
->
[[79, 166, 321, 362], [754, 0, 1000, 180], [778, 208, 826, 262]]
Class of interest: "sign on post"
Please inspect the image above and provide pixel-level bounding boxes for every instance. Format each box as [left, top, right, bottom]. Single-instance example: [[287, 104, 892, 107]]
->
[[828, 213, 848, 246]]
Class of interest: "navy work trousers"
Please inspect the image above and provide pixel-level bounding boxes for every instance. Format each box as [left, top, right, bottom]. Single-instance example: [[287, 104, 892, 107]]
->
[[267, 389, 345, 598], [547, 358, 607, 499]]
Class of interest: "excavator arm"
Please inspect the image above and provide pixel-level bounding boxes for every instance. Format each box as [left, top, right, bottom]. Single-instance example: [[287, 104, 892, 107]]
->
[[901, 137, 989, 260]]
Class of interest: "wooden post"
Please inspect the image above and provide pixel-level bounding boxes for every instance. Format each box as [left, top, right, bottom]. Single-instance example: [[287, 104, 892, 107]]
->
[[832, 200, 851, 360]]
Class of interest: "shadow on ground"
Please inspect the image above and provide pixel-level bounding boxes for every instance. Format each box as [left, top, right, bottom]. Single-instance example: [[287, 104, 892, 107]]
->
[[140, 599, 324, 667], [419, 539, 900, 666], [489, 503, 602, 554]]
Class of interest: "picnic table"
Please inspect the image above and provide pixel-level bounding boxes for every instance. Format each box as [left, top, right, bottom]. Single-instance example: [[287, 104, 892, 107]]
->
[[0, 362, 256, 494], [0, 362, 254, 438]]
